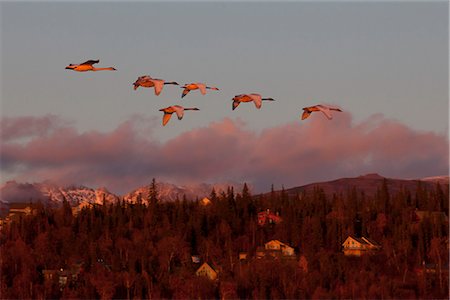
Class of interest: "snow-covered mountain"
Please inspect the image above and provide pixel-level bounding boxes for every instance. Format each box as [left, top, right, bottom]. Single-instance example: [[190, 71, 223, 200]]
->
[[419, 175, 449, 185], [1, 174, 446, 207], [0, 181, 118, 206], [0, 180, 244, 206], [123, 181, 244, 204]]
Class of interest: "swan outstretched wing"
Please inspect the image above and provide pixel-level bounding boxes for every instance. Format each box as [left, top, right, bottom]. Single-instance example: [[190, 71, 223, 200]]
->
[[181, 88, 191, 98], [173, 106, 185, 120], [197, 83, 207, 95], [162, 113, 172, 126], [316, 105, 333, 119], [81, 60, 99, 66], [249, 94, 262, 109], [152, 79, 164, 96], [301, 110, 311, 120]]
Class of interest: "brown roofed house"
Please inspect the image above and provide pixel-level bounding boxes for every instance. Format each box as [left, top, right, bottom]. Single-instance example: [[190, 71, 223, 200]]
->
[[196, 262, 219, 281], [342, 236, 381, 256]]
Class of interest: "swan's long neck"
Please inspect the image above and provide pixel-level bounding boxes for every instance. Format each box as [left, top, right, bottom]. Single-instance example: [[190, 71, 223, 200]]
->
[[184, 108, 199, 111], [92, 67, 116, 71], [164, 81, 178, 85], [262, 98, 275, 101], [206, 86, 219, 90]]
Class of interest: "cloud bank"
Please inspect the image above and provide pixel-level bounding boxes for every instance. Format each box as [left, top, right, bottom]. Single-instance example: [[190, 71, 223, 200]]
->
[[1, 113, 448, 194]]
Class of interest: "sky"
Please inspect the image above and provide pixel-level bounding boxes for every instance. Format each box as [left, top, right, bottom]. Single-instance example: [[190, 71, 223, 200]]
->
[[1, 1, 448, 195]]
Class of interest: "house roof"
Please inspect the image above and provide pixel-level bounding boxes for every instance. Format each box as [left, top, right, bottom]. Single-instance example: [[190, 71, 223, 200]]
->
[[200, 197, 211, 206], [343, 236, 368, 246], [361, 237, 380, 247], [265, 240, 291, 247], [343, 235, 380, 247], [196, 262, 219, 274]]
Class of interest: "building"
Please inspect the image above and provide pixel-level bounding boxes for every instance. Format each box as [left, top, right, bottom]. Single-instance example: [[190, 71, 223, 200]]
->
[[257, 209, 282, 226], [265, 240, 295, 257], [238, 252, 248, 261], [200, 197, 212, 206], [42, 262, 83, 290], [255, 246, 265, 259], [255, 240, 296, 259], [8, 202, 37, 216], [412, 210, 448, 224], [195, 262, 219, 281], [191, 255, 201, 264], [342, 236, 380, 256], [4, 202, 38, 223]]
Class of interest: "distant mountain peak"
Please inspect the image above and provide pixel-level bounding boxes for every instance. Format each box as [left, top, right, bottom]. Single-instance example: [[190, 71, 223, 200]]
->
[[357, 173, 385, 180]]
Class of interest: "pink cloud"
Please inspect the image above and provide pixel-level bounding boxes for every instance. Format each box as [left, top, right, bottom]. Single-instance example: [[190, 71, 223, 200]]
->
[[0, 115, 67, 142], [1, 113, 448, 194]]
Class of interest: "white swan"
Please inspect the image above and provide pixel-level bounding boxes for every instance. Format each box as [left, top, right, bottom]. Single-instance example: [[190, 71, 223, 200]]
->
[[301, 104, 342, 120], [232, 93, 274, 110], [133, 76, 179, 95], [65, 60, 116, 72], [181, 83, 219, 98], [159, 105, 200, 126]]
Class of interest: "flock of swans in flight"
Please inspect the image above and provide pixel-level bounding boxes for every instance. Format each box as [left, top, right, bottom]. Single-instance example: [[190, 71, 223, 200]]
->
[[65, 59, 343, 126]]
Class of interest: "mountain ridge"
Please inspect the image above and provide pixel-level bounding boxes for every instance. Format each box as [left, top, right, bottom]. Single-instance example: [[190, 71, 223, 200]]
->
[[1, 173, 448, 205], [281, 173, 448, 198]]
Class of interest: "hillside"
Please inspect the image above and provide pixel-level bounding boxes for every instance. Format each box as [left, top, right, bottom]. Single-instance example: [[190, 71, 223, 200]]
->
[[278, 173, 449, 198]]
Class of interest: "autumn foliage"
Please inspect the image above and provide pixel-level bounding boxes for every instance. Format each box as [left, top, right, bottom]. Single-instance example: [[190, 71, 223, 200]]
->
[[0, 180, 448, 299]]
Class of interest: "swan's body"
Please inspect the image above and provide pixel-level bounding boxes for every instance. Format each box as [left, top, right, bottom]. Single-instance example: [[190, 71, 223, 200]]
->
[[232, 93, 274, 110], [133, 75, 179, 95], [159, 105, 199, 126], [65, 60, 116, 72], [181, 83, 219, 98], [301, 104, 342, 120]]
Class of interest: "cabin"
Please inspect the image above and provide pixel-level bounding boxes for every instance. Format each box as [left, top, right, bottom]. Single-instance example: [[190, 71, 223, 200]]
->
[[8, 202, 37, 216], [200, 197, 212, 206], [191, 255, 201, 264], [42, 262, 83, 289], [255, 246, 265, 259], [342, 236, 380, 256], [412, 210, 448, 224], [258, 209, 282, 226], [6, 202, 38, 222], [239, 252, 248, 261], [264, 240, 295, 257], [196, 262, 219, 281]]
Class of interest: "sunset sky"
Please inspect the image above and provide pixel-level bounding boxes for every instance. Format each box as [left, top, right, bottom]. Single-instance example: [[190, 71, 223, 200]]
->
[[1, 1, 448, 194]]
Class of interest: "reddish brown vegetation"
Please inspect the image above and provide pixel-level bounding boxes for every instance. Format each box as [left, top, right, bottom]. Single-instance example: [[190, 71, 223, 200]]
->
[[0, 180, 448, 299]]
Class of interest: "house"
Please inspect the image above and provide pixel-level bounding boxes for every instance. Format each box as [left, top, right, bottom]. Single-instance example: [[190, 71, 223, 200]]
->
[[257, 209, 282, 226], [8, 202, 36, 215], [342, 236, 380, 256], [195, 262, 219, 281], [414, 261, 449, 276], [200, 197, 212, 206], [255, 246, 265, 259], [238, 252, 248, 260], [264, 240, 295, 257], [42, 262, 83, 289], [191, 255, 201, 263], [412, 210, 448, 224], [6, 203, 38, 222]]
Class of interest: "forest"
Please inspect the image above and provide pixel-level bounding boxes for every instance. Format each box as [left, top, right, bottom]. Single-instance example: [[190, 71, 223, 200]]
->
[[1, 179, 448, 299]]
